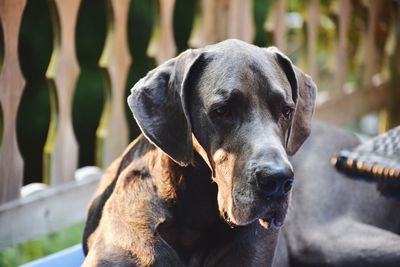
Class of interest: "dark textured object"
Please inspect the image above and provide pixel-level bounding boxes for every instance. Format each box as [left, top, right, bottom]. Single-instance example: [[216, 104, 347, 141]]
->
[[332, 126, 400, 198]]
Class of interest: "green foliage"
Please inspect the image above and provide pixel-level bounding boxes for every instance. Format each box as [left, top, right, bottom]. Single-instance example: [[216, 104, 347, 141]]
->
[[0, 222, 84, 266]]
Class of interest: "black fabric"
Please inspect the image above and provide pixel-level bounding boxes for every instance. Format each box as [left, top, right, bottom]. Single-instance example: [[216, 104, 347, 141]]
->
[[332, 126, 400, 198]]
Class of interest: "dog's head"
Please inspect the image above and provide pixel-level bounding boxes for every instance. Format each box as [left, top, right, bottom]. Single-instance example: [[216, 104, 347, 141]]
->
[[128, 39, 316, 229]]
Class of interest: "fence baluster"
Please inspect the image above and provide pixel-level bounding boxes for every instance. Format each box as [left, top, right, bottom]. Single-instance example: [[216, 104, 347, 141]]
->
[[264, 0, 287, 51], [365, 0, 391, 86], [44, 0, 81, 185], [333, 0, 351, 96], [96, 0, 131, 168], [189, 0, 255, 47], [189, 0, 216, 47], [227, 0, 254, 43], [147, 0, 176, 65], [0, 0, 27, 203], [190, 0, 251, 48], [386, 1, 400, 129], [306, 0, 319, 83]]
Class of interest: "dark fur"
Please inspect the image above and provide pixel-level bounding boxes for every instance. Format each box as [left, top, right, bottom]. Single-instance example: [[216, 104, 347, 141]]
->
[[273, 122, 400, 267]]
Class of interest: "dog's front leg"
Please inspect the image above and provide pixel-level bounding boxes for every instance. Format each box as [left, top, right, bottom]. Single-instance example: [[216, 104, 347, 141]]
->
[[82, 236, 186, 267]]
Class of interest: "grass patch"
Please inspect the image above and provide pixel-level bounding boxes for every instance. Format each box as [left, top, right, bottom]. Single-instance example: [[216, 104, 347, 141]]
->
[[0, 222, 84, 266]]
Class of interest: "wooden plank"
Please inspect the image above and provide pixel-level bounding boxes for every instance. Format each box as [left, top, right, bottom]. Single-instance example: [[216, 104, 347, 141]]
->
[[44, 0, 81, 185], [189, 0, 256, 44], [266, 0, 287, 51], [386, 2, 400, 128], [316, 82, 390, 125], [188, 0, 216, 48], [306, 0, 319, 83], [0, 0, 27, 203], [213, 0, 229, 42], [189, 0, 255, 48], [333, 0, 351, 96], [363, 0, 392, 85], [96, 0, 131, 168], [147, 0, 177, 65], [227, 0, 255, 43], [0, 171, 101, 250]]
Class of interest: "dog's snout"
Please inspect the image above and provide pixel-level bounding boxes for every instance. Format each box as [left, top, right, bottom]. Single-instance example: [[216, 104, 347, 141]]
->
[[255, 166, 294, 197]]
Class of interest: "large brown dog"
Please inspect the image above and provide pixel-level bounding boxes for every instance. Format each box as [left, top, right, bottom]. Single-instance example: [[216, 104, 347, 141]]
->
[[82, 39, 316, 266]]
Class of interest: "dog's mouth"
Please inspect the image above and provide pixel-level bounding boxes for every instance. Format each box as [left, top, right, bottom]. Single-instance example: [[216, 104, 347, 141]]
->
[[218, 182, 290, 230], [258, 209, 287, 230], [222, 204, 288, 230]]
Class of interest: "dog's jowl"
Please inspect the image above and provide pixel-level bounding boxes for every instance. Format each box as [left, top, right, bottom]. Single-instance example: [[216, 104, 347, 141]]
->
[[82, 39, 316, 267]]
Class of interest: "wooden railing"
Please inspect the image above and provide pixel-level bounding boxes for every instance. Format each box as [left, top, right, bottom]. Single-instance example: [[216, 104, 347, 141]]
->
[[0, 0, 399, 250]]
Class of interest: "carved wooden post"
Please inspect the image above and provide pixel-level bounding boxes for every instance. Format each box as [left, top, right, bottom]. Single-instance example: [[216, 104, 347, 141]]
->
[[96, 0, 131, 167], [387, 1, 400, 129], [214, 0, 230, 41], [264, 0, 287, 51], [361, 0, 393, 131], [189, 0, 254, 48], [306, 0, 319, 83], [44, 0, 81, 185], [189, 0, 217, 48], [364, 0, 391, 85], [227, 0, 255, 43], [0, 0, 27, 203], [147, 0, 177, 65], [365, 1, 379, 86], [333, 0, 351, 96]]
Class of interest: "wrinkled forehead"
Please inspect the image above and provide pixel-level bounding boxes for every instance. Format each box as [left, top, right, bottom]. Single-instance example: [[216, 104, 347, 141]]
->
[[196, 51, 293, 107]]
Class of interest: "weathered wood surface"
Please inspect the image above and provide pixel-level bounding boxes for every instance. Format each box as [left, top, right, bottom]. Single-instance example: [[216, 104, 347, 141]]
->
[[44, 0, 81, 185], [147, 0, 177, 65], [333, 0, 351, 96], [227, 0, 254, 43], [316, 83, 390, 125], [189, 0, 216, 47], [0, 0, 27, 204], [189, 0, 254, 48], [0, 170, 101, 250], [387, 2, 400, 129], [96, 0, 131, 168], [306, 0, 319, 83], [264, 0, 287, 51], [364, 0, 391, 86]]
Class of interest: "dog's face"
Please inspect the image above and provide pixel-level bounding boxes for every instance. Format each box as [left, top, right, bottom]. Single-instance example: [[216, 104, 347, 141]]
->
[[128, 40, 316, 229]]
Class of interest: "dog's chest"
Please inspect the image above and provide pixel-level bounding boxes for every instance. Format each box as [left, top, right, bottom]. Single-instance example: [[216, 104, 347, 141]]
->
[[157, 164, 232, 264]]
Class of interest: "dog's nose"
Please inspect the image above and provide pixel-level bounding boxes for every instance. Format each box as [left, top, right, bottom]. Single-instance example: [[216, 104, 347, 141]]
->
[[256, 166, 294, 197]]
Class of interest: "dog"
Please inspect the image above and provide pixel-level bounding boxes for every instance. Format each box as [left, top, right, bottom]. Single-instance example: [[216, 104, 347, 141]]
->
[[82, 39, 316, 266]]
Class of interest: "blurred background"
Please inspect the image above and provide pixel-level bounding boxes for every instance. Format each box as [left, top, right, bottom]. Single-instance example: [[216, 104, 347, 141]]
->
[[0, 0, 399, 265]]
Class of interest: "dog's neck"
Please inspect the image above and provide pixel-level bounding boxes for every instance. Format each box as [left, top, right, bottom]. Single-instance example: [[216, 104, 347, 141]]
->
[[149, 144, 221, 225], [146, 141, 231, 261]]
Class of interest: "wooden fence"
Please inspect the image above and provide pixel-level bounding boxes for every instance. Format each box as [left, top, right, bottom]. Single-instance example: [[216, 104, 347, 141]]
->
[[0, 0, 399, 250]]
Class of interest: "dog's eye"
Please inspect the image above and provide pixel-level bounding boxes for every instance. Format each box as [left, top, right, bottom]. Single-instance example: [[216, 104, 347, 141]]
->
[[212, 105, 230, 117], [280, 107, 293, 120]]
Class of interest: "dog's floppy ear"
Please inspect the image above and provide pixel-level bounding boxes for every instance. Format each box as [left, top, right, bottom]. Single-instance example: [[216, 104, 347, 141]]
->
[[268, 47, 317, 155], [127, 50, 203, 166]]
